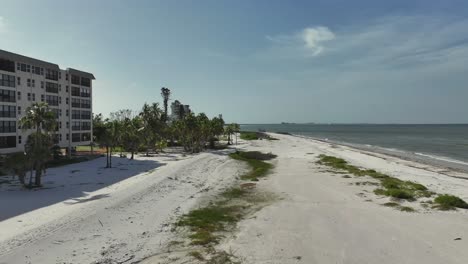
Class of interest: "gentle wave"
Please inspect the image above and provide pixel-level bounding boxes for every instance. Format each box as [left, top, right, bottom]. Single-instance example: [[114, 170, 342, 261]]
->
[[414, 152, 468, 166]]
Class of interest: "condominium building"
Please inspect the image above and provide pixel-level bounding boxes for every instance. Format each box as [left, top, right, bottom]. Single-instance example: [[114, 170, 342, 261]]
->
[[0, 49, 95, 154], [170, 100, 191, 121]]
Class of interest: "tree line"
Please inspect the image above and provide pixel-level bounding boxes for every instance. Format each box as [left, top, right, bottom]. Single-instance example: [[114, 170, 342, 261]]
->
[[2, 88, 240, 188]]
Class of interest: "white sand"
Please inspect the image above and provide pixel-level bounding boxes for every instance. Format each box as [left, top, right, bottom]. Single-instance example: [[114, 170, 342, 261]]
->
[[221, 134, 468, 264], [1, 134, 468, 263], [0, 149, 245, 263]]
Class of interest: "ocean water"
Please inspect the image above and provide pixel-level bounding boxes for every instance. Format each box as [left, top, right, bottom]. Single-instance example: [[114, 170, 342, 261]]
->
[[240, 124, 468, 166]]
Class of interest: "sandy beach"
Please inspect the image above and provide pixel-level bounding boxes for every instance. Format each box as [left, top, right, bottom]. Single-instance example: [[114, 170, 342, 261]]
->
[[1, 134, 468, 263]]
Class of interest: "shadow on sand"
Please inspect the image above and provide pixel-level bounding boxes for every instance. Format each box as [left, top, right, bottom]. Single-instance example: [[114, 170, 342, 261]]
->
[[0, 156, 165, 221]]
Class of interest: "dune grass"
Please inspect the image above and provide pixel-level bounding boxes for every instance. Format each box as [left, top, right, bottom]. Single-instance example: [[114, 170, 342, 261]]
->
[[177, 204, 241, 245], [240, 131, 278, 141], [317, 155, 433, 201], [434, 194, 468, 210], [229, 151, 276, 181]]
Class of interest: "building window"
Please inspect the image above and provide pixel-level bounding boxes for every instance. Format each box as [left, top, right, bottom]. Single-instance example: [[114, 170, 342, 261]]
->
[[66, 74, 69, 81], [0, 58, 15, 73], [72, 133, 80, 142], [33, 66, 41, 75], [81, 88, 90, 97], [18, 135, 22, 144], [17, 106, 21, 115], [66, 133, 69, 140], [81, 77, 91, 87], [45, 69, 59, 81], [59, 134, 62, 141], [59, 122, 62, 129], [0, 74, 16, 88], [17, 91, 21, 100], [45, 82, 59, 93], [66, 86, 69, 93], [0, 136, 16, 148], [0, 105, 16, 118], [41, 94, 45, 102], [81, 99, 91, 109], [59, 96, 61, 104], [66, 121, 69, 128], [71, 75, 80, 85], [41, 81, 44, 89], [46, 95, 59, 106], [72, 121, 80, 131], [17, 77, 21, 86], [66, 97, 69, 104], [72, 110, 80, 119], [81, 122, 91, 131], [16, 62, 20, 71], [26, 64, 30, 73], [0, 121, 16, 133], [0, 89, 15, 102], [81, 132, 91, 141], [32, 93, 35, 101], [71, 98, 80, 107], [40, 68, 44, 75], [81, 110, 91, 119], [71, 87, 80, 96], [32, 79, 35, 88], [66, 109, 69, 117], [27, 93, 31, 101], [27, 79, 31, 87]]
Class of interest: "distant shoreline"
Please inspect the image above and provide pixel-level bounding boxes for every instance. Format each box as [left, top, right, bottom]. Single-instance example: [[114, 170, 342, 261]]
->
[[289, 133, 468, 175]]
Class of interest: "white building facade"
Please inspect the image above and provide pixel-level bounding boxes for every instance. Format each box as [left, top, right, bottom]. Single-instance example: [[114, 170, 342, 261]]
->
[[0, 49, 95, 154]]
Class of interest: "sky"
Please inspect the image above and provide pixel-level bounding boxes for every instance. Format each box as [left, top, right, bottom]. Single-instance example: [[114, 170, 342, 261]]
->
[[1, 0, 468, 124]]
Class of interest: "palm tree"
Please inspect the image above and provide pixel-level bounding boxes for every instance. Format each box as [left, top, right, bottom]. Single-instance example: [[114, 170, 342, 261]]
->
[[19, 102, 56, 187], [161, 87, 171, 122], [139, 103, 163, 155], [225, 124, 235, 145], [232, 123, 240, 145]]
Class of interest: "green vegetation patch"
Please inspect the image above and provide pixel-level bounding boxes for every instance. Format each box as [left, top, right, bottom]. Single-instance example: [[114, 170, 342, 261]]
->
[[177, 205, 241, 245], [318, 155, 433, 201], [434, 194, 468, 210], [240, 131, 260, 140], [189, 251, 205, 261], [229, 151, 276, 181], [240, 131, 278, 141], [399, 206, 416, 212], [382, 202, 415, 212], [221, 187, 247, 199]]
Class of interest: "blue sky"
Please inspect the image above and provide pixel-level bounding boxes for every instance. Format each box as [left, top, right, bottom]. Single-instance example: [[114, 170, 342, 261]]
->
[[1, 0, 468, 124]]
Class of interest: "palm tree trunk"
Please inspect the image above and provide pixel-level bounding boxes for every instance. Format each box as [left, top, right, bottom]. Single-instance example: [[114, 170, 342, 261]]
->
[[28, 168, 34, 188], [35, 165, 42, 186], [106, 146, 109, 168], [110, 148, 112, 168], [131, 151, 134, 160]]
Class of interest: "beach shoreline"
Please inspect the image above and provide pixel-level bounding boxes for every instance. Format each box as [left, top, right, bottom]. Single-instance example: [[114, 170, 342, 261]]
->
[[285, 132, 468, 175], [1, 133, 468, 263]]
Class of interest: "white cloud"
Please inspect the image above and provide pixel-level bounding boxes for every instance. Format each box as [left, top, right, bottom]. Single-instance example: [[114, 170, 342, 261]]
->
[[300, 27, 335, 56], [266, 26, 335, 57]]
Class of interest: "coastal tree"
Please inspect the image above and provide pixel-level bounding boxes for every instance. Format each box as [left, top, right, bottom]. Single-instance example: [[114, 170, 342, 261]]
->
[[19, 102, 57, 187], [139, 103, 164, 155], [161, 87, 171, 122]]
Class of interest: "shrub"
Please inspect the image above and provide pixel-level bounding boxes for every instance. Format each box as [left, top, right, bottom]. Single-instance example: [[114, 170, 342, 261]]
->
[[434, 194, 468, 210]]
